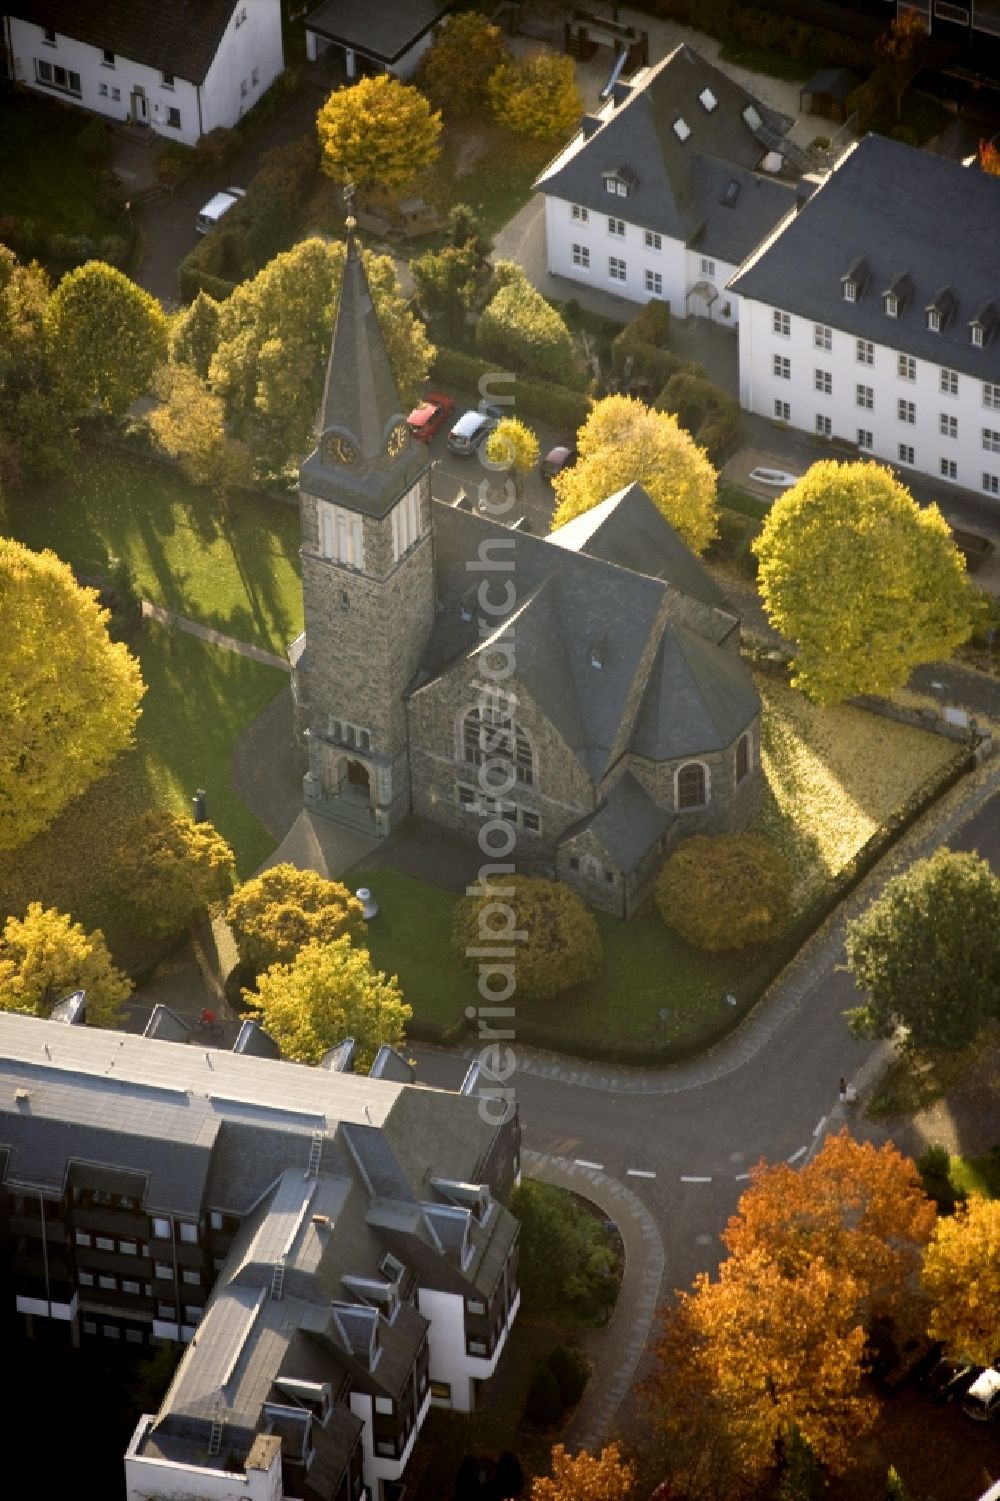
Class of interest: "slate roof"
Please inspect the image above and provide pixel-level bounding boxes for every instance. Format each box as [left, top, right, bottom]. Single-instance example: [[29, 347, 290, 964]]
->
[[535, 43, 802, 265], [631, 622, 762, 761], [574, 772, 672, 873], [8, 0, 239, 84], [304, 0, 452, 63], [729, 133, 1000, 384]]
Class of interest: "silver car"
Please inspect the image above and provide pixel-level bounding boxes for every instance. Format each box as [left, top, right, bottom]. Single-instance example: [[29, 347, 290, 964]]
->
[[446, 404, 501, 455]]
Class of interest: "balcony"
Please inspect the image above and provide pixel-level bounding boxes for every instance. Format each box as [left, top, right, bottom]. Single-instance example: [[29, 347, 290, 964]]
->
[[16, 1285, 78, 1322]]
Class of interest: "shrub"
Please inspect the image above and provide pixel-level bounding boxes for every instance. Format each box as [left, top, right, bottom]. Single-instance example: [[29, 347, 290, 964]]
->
[[547, 1344, 589, 1407], [487, 53, 582, 138], [658, 370, 742, 463], [476, 265, 578, 385], [111, 809, 236, 939], [509, 1179, 618, 1317], [657, 834, 792, 951], [630, 296, 671, 344], [916, 1144, 966, 1214], [97, 235, 130, 268], [525, 1364, 564, 1426], [430, 346, 590, 430], [226, 864, 365, 973], [453, 875, 602, 1002], [78, 116, 112, 166]]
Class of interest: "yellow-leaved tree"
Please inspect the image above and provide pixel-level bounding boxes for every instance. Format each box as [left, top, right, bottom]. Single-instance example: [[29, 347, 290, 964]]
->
[[0, 903, 131, 1027], [453, 875, 602, 1002], [923, 1196, 1000, 1365], [0, 539, 145, 852], [247, 937, 410, 1069], [487, 53, 583, 138], [316, 74, 441, 195], [484, 416, 540, 475], [148, 363, 252, 501], [226, 863, 365, 973], [417, 12, 509, 117], [112, 810, 236, 939], [45, 260, 168, 416], [531, 1443, 636, 1501], [552, 395, 718, 553], [753, 461, 976, 705]]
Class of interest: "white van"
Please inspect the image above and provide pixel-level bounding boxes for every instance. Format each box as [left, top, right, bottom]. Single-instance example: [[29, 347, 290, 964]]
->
[[963, 1368, 1000, 1420], [195, 186, 245, 235]]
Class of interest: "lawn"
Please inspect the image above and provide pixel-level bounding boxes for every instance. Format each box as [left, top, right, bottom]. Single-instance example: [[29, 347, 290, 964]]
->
[[0, 621, 286, 968], [0, 94, 122, 240], [4, 448, 303, 655], [949, 1148, 1000, 1199]]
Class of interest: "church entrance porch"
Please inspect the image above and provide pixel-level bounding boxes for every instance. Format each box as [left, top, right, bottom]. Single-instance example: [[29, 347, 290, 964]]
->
[[303, 736, 388, 835]]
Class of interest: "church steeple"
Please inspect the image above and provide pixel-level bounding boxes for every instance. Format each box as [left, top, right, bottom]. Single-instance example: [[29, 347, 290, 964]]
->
[[300, 214, 426, 516]]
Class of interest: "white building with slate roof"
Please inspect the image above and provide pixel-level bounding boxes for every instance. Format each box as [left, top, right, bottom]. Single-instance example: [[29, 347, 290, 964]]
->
[[534, 42, 813, 326], [730, 134, 1000, 501], [290, 229, 763, 917]]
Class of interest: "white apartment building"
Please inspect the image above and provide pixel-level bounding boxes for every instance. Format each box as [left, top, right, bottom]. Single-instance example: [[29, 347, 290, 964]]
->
[[730, 134, 1000, 500], [535, 42, 813, 325], [2, 0, 284, 146]]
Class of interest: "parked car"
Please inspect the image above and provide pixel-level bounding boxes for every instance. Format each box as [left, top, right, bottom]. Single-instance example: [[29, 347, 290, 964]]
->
[[923, 1357, 978, 1404], [446, 404, 502, 456], [196, 186, 246, 234], [540, 444, 578, 481], [748, 466, 800, 489], [963, 1368, 1000, 1421], [406, 392, 455, 442]]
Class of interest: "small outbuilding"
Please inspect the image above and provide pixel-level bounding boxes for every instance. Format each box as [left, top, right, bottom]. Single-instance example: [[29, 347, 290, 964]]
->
[[798, 67, 861, 124], [304, 0, 453, 79]]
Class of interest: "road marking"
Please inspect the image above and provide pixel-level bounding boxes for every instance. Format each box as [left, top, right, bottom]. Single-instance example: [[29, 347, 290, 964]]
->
[[574, 1159, 604, 1171], [626, 1168, 656, 1179], [813, 1115, 828, 1137], [680, 1175, 713, 1183], [734, 1172, 751, 1181], [787, 1146, 808, 1164]]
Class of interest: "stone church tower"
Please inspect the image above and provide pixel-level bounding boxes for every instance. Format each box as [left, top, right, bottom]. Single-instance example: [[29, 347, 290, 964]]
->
[[291, 228, 435, 835]]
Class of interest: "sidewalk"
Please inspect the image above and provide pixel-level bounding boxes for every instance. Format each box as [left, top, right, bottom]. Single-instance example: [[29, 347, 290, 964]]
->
[[141, 600, 291, 671]]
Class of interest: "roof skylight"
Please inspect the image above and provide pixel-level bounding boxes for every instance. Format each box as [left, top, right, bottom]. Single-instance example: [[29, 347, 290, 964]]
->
[[673, 116, 691, 142], [698, 87, 717, 112]]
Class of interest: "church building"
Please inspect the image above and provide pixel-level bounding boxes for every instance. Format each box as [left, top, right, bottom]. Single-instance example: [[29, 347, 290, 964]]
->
[[290, 230, 763, 916]]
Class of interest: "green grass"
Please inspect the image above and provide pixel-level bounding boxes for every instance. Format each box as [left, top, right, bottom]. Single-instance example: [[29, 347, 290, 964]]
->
[[0, 94, 121, 239], [948, 1150, 1000, 1199], [5, 448, 303, 654]]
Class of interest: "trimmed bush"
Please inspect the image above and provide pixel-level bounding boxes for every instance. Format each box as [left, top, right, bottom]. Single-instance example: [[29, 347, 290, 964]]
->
[[476, 265, 578, 385], [226, 864, 366, 974], [453, 875, 602, 1002], [525, 1363, 564, 1426], [548, 1344, 589, 1407], [430, 346, 591, 432], [658, 371, 742, 463], [656, 834, 792, 951]]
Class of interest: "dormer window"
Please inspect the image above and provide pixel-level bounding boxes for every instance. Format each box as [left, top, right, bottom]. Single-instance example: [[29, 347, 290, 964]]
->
[[672, 116, 691, 142], [928, 309, 941, 332], [925, 285, 954, 333], [969, 299, 996, 348], [603, 167, 635, 198], [742, 104, 763, 131], [698, 87, 717, 112], [972, 325, 984, 348], [885, 295, 897, 318], [342, 1275, 401, 1323], [841, 256, 868, 305], [844, 282, 856, 303]]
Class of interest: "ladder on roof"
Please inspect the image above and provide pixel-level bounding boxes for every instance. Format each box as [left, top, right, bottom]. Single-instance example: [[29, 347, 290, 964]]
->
[[207, 1403, 223, 1458], [271, 1258, 285, 1301], [306, 1129, 324, 1179]]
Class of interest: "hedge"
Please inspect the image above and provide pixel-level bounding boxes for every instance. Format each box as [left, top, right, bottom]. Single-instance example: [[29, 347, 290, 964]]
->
[[476, 272, 581, 386], [431, 345, 591, 431], [658, 370, 742, 464], [634, 0, 880, 70]]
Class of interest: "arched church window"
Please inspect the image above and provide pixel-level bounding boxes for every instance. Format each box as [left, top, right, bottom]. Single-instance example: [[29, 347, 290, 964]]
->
[[676, 762, 707, 810], [462, 707, 534, 787]]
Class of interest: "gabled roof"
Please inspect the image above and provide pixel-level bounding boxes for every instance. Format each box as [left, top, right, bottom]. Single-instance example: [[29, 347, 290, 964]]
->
[[567, 771, 673, 873], [535, 43, 802, 262], [729, 134, 1000, 382], [304, 0, 452, 63], [631, 621, 760, 761], [8, 0, 241, 84]]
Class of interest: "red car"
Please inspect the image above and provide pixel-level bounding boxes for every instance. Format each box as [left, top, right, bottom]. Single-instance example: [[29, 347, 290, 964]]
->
[[406, 392, 455, 442]]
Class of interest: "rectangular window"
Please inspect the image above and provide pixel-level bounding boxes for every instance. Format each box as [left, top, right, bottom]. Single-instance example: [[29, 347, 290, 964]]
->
[[773, 355, 790, 380], [374, 1396, 394, 1416], [103, 1324, 120, 1339], [983, 429, 1000, 453], [815, 414, 832, 438], [210, 1211, 224, 1231], [985, 384, 1000, 410], [814, 369, 832, 395], [457, 784, 476, 808], [102, 49, 115, 66], [973, 325, 984, 347], [98, 1275, 116, 1290], [644, 230, 662, 250], [376, 1441, 397, 1458], [161, 71, 174, 87], [157, 1302, 174, 1319], [984, 473, 1000, 496], [898, 444, 915, 465], [856, 339, 874, 365], [928, 309, 941, 332], [700, 257, 716, 277], [813, 324, 832, 350], [152, 1218, 170, 1240], [95, 1237, 114, 1252], [939, 413, 958, 439], [898, 354, 916, 381], [844, 282, 856, 303], [182, 1269, 201, 1285], [35, 60, 81, 95], [940, 368, 959, 396], [126, 1328, 143, 1344], [898, 400, 916, 424], [78, 1271, 94, 1286], [466, 1298, 487, 1316], [857, 429, 873, 450], [430, 1380, 451, 1401], [185, 1305, 203, 1321], [467, 1337, 489, 1356], [121, 1280, 140, 1295], [608, 256, 626, 282], [83, 1320, 97, 1335], [391, 482, 421, 561], [98, 82, 109, 96], [616, 180, 627, 196], [885, 295, 897, 317], [607, 217, 625, 237], [644, 270, 662, 295], [522, 810, 541, 833], [571, 243, 589, 268], [43, 27, 56, 44], [774, 399, 790, 421], [605, 179, 616, 195], [154, 1262, 172, 1280], [856, 385, 873, 409], [940, 458, 958, 480], [773, 310, 790, 337], [167, 107, 181, 129], [76, 1231, 92, 1247], [112, 87, 121, 102], [178, 1222, 197, 1245], [319, 502, 365, 570], [571, 204, 588, 222]]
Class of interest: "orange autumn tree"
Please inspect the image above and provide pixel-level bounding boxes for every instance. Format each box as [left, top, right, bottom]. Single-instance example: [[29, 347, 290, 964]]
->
[[531, 1443, 636, 1501], [979, 138, 1000, 176], [723, 1130, 936, 1320]]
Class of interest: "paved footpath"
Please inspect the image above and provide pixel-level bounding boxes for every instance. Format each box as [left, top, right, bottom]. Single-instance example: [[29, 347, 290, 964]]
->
[[141, 600, 291, 671]]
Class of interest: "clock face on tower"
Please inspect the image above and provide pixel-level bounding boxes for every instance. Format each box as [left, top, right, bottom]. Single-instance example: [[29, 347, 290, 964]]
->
[[386, 423, 408, 458], [322, 432, 357, 466]]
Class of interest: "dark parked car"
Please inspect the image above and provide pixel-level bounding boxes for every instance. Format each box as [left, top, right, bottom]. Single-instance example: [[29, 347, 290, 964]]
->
[[540, 444, 578, 481], [923, 1357, 979, 1404]]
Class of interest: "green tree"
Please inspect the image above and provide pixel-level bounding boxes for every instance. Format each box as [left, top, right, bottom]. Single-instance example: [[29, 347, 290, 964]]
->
[[209, 237, 433, 473], [552, 395, 718, 554], [510, 1179, 617, 1317], [247, 936, 410, 1069], [453, 875, 602, 1002], [418, 12, 509, 116], [410, 238, 483, 342], [226, 863, 365, 972], [656, 834, 791, 951], [169, 290, 222, 381], [778, 1426, 826, 1501], [316, 74, 441, 195], [753, 462, 975, 705], [885, 1466, 910, 1501], [0, 902, 130, 1027], [488, 54, 583, 138], [0, 246, 70, 482], [149, 363, 252, 500], [844, 849, 1000, 1054], [476, 263, 576, 383], [111, 809, 236, 939], [922, 1196, 1000, 1365], [485, 416, 540, 475], [45, 261, 168, 416], [0, 539, 145, 851]]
